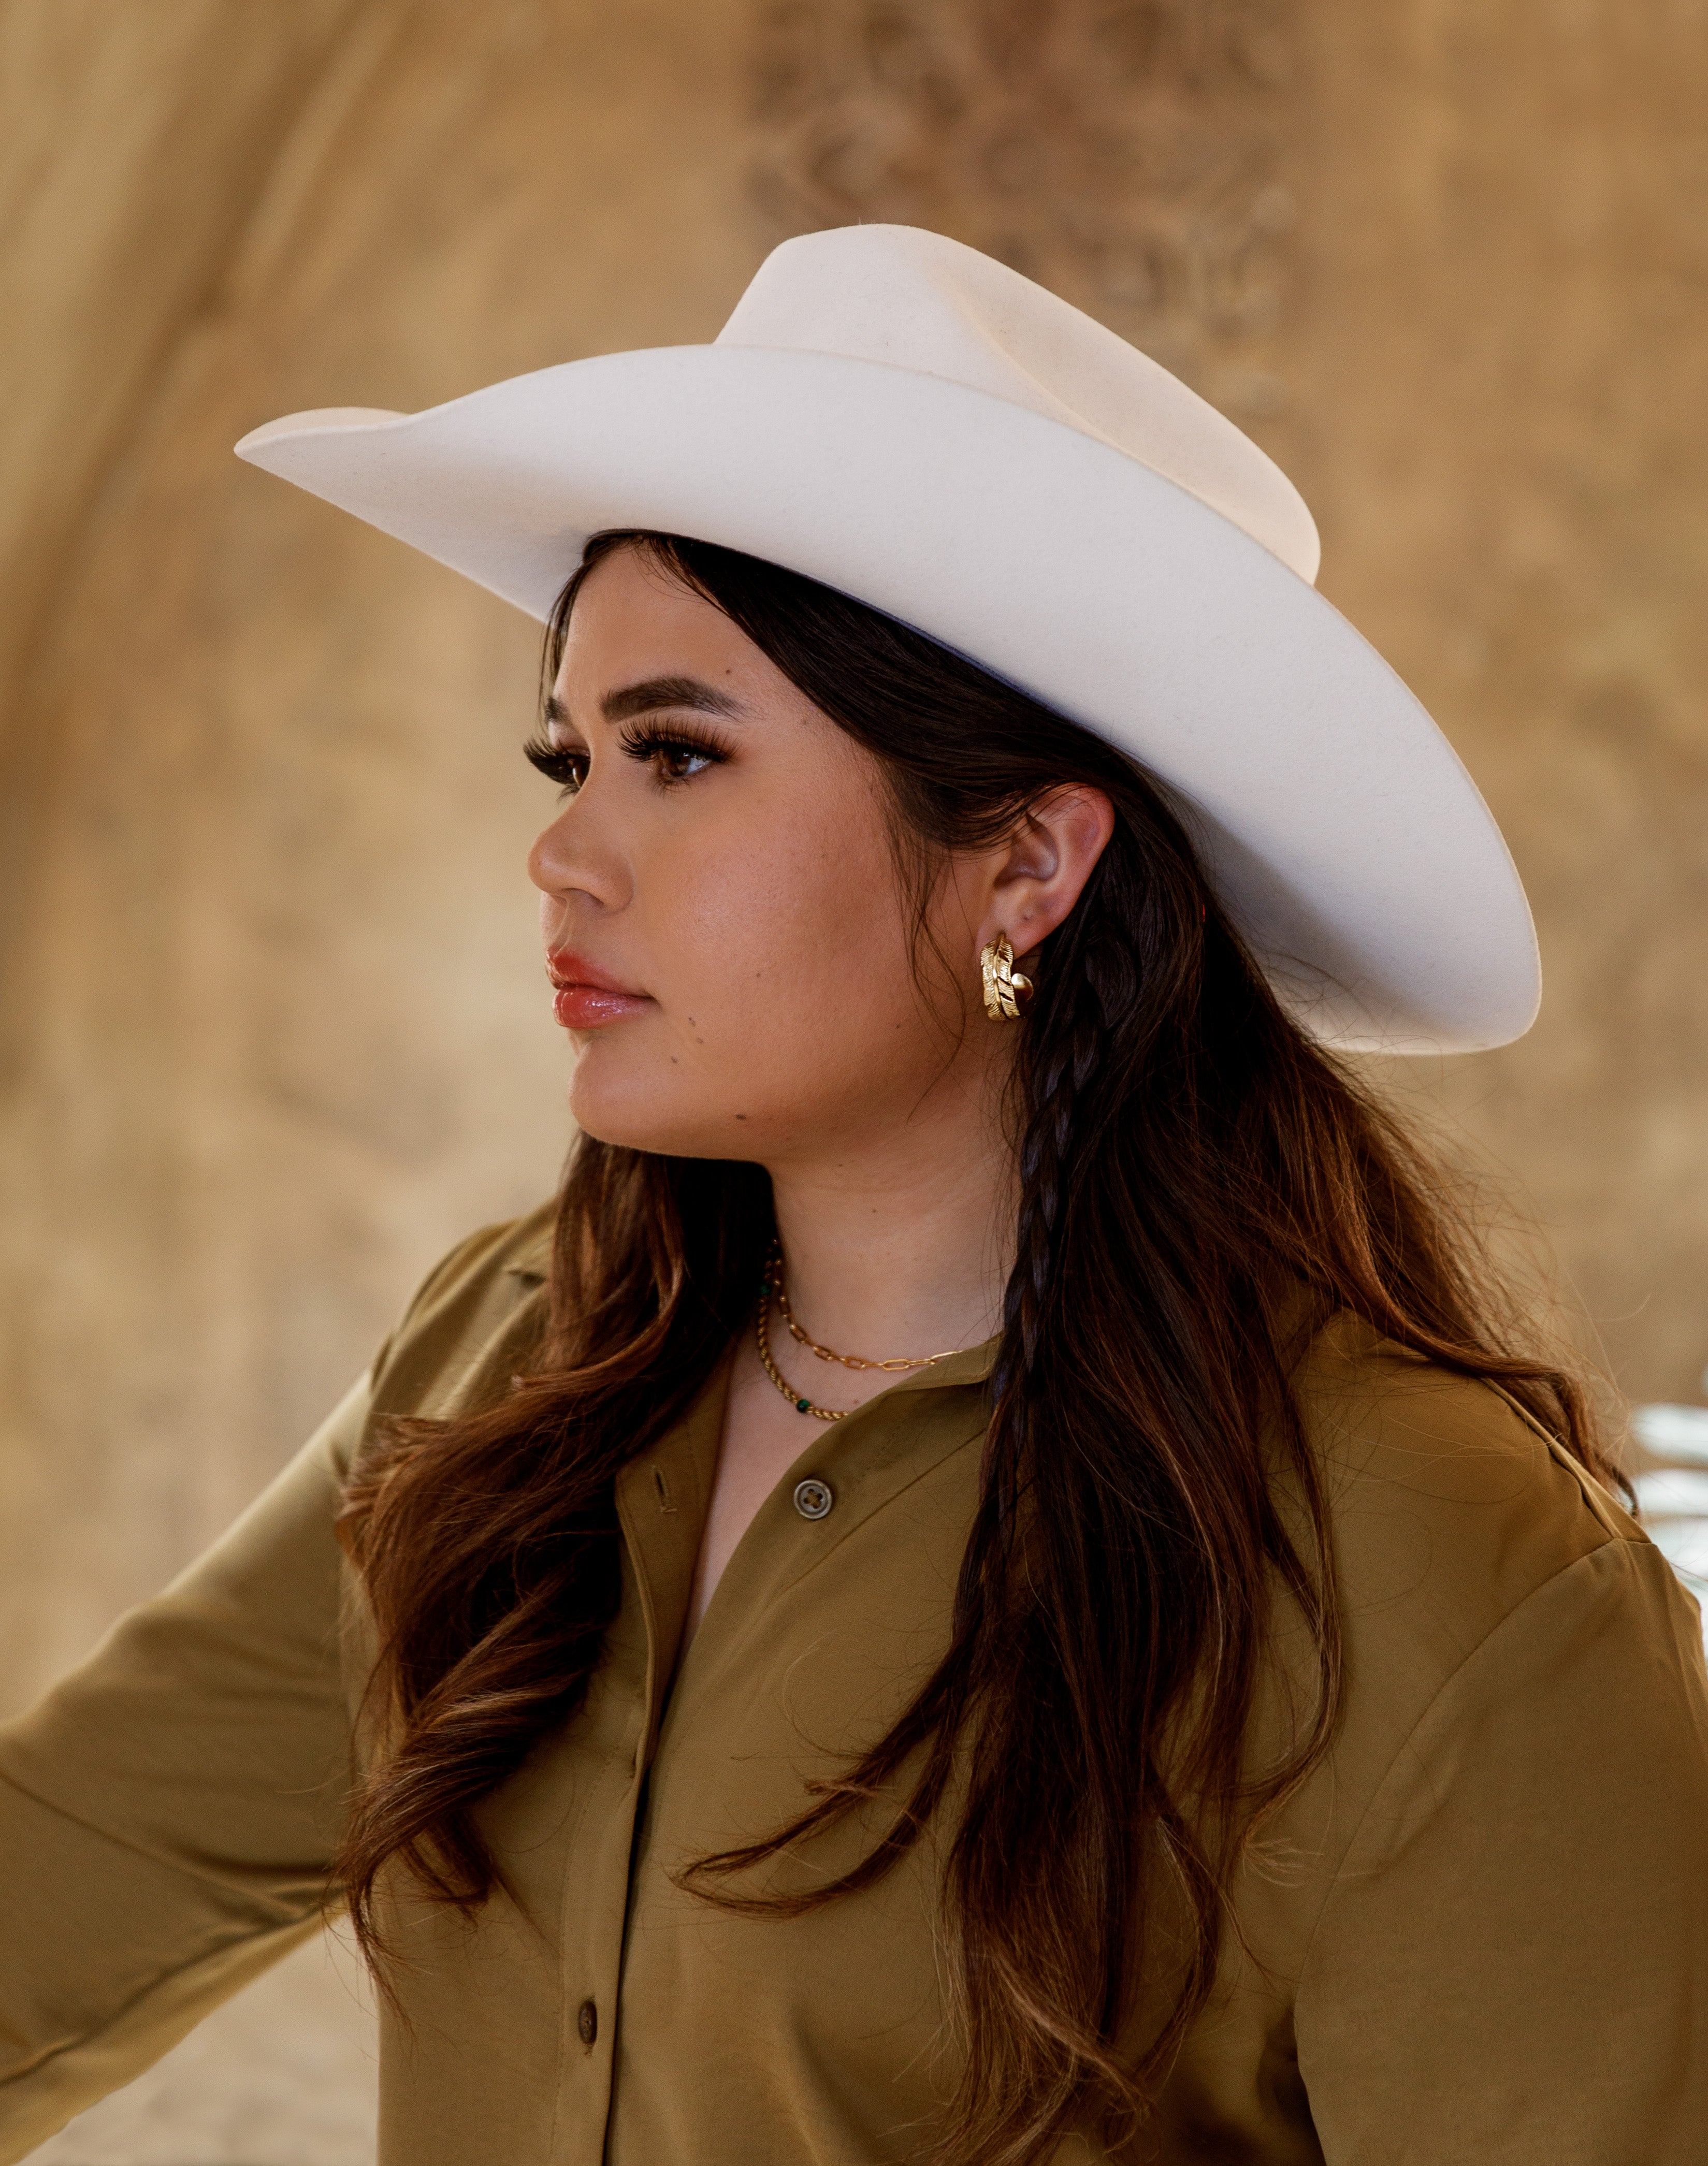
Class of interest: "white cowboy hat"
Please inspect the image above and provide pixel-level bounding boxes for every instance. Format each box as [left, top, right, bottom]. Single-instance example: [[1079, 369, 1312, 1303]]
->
[[236, 224, 1537, 1054]]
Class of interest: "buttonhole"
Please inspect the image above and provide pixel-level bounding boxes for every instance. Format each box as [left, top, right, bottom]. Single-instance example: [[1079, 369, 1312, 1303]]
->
[[653, 1466, 676, 1515]]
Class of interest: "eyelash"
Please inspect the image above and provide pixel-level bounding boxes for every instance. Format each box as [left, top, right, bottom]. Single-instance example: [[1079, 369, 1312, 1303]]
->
[[523, 736, 588, 793], [522, 723, 731, 797], [616, 719, 731, 783]]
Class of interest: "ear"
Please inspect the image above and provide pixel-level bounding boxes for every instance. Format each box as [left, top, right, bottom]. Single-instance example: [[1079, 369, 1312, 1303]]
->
[[980, 787, 1116, 963]]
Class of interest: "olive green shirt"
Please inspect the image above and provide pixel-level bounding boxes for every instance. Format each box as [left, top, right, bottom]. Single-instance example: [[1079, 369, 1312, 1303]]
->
[[1, 1205, 1705, 2163]]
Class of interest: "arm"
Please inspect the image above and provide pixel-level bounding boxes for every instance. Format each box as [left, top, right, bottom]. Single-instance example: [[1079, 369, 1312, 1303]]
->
[[1296, 1531, 1708, 2165], [0, 1375, 369, 2161]]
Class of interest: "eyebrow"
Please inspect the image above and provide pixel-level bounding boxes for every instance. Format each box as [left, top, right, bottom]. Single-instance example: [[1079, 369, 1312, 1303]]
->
[[543, 676, 743, 732]]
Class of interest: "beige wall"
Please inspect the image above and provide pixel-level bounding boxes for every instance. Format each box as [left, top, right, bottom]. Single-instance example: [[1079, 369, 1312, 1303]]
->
[[1298, 2, 1708, 1393], [3, 0, 1704, 2154]]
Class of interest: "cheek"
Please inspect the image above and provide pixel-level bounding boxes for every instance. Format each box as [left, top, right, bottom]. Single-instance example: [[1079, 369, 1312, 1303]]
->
[[568, 786, 935, 1150]]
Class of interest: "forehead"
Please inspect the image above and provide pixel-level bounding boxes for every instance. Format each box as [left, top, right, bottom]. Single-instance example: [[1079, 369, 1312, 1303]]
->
[[549, 547, 814, 726], [556, 549, 743, 680]]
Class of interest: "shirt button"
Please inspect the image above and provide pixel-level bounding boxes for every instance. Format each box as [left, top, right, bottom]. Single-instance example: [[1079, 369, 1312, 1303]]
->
[[577, 1998, 598, 2047], [793, 1477, 834, 1521]]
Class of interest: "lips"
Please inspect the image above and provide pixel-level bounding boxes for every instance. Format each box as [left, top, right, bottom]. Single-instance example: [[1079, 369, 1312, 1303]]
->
[[545, 950, 652, 1031]]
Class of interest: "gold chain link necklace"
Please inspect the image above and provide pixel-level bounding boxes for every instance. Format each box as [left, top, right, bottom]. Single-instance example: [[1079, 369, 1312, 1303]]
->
[[754, 1242, 957, 1420]]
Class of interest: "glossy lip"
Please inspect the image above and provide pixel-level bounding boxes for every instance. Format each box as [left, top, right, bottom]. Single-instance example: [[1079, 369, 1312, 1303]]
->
[[545, 948, 653, 1031]]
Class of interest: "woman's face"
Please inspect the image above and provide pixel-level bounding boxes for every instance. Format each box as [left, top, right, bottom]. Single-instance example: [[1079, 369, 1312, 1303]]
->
[[527, 546, 999, 1166]]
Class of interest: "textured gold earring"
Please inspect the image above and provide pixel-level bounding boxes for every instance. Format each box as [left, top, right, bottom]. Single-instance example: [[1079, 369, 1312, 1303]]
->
[[980, 933, 1032, 1022]]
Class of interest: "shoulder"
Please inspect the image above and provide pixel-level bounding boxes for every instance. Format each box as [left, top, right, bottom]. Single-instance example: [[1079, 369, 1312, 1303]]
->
[[1276, 1325, 1708, 2149], [1259, 1312, 1706, 1868], [365, 1198, 557, 1423], [1293, 1312, 1631, 1656]]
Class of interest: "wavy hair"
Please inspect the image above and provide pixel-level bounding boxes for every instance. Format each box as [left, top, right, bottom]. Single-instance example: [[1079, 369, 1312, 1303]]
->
[[337, 531, 1613, 2165]]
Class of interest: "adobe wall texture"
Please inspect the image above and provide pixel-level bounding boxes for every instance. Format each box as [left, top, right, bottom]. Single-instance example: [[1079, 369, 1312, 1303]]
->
[[3, 1, 1702, 2154]]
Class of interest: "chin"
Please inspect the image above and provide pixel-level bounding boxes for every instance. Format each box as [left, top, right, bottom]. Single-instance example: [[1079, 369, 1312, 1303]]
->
[[567, 1066, 761, 1162]]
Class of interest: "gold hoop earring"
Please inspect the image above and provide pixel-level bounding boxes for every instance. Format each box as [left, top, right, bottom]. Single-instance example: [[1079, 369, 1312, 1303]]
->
[[980, 933, 1032, 1022]]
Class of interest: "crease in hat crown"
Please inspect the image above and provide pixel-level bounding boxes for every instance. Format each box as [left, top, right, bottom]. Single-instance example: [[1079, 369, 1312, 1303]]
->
[[714, 227, 1320, 583]]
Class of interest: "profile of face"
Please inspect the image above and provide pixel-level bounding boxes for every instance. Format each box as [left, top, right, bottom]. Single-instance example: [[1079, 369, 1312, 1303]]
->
[[527, 546, 1111, 1169]]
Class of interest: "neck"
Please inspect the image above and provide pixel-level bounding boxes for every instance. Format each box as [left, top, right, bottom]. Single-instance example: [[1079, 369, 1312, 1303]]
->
[[764, 1100, 1017, 1365]]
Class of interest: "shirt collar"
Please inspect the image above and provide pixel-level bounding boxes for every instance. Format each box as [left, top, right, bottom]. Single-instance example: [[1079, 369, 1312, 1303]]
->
[[502, 1223, 555, 1282], [881, 1334, 998, 1392]]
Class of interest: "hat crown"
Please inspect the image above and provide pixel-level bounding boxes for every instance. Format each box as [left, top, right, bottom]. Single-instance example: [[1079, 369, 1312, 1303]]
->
[[716, 225, 1320, 585]]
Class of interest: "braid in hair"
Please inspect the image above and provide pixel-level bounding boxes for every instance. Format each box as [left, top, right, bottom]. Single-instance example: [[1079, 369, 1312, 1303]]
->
[[1003, 933, 1116, 1375]]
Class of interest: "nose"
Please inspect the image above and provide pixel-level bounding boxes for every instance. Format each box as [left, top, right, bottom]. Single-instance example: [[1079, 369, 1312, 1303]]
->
[[527, 807, 570, 898], [527, 799, 628, 912]]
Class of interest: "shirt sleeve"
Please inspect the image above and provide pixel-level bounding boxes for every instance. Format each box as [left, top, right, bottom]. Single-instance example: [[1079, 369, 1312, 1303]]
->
[[0, 1374, 370, 2162], [1296, 1530, 1708, 2164]]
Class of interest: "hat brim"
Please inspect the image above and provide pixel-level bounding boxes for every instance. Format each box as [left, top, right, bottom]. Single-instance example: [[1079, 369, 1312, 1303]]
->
[[236, 347, 1538, 1054]]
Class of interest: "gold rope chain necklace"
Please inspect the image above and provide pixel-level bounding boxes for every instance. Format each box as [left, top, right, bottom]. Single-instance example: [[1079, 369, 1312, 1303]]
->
[[755, 1242, 958, 1421]]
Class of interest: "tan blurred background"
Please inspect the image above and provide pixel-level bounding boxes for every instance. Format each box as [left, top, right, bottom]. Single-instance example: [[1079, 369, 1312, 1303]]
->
[[2, 0, 1704, 2155]]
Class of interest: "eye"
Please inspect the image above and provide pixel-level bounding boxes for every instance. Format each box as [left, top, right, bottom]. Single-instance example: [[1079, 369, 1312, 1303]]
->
[[616, 721, 730, 788], [524, 735, 589, 796]]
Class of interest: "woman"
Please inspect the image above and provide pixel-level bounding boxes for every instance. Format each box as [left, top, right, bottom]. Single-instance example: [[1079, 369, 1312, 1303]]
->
[[1, 226, 1703, 2166]]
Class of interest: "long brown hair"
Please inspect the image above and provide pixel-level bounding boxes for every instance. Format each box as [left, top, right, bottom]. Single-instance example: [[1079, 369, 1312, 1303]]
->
[[339, 532, 1613, 2164]]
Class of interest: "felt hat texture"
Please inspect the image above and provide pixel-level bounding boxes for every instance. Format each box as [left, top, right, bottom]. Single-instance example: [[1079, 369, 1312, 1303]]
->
[[237, 224, 1539, 1054]]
